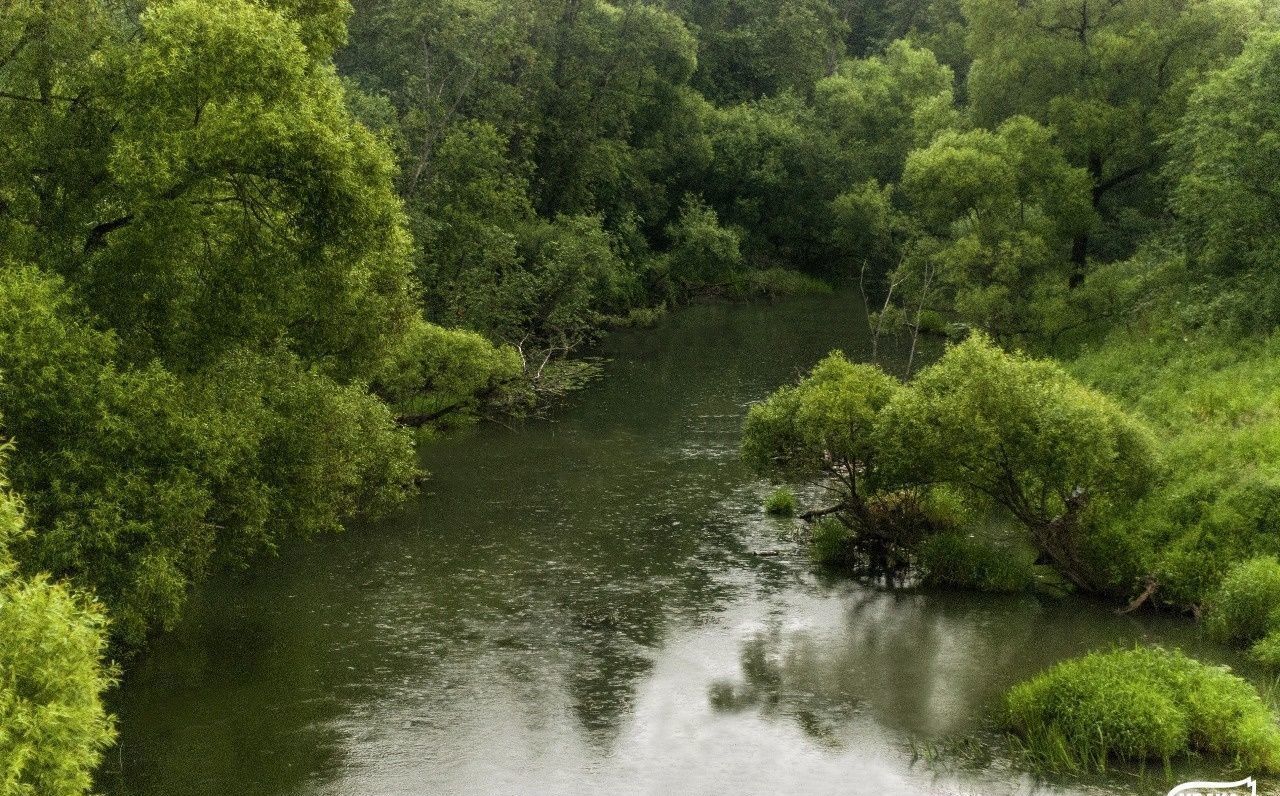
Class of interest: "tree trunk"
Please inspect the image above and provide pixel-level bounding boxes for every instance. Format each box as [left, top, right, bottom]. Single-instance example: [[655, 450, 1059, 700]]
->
[[1069, 152, 1106, 290], [1029, 491, 1097, 592]]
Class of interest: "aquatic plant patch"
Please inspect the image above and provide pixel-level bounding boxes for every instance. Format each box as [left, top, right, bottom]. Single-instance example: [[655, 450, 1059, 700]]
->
[[1005, 646, 1280, 774]]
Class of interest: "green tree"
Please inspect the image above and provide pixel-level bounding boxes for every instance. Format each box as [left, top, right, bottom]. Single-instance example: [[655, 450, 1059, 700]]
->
[[879, 334, 1157, 590], [0, 267, 420, 642], [896, 116, 1094, 341], [0, 0, 516, 643], [663, 196, 743, 291], [700, 95, 860, 267], [1169, 30, 1280, 329], [830, 179, 910, 278], [91, 0, 418, 377], [529, 1, 699, 224], [669, 0, 848, 102], [742, 353, 930, 561], [341, 0, 538, 197], [814, 39, 958, 184], [963, 0, 1262, 276]]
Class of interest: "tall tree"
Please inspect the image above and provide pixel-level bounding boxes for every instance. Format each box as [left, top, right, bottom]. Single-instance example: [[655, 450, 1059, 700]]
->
[[963, 0, 1261, 280], [666, 0, 848, 102], [896, 116, 1094, 341], [0, 0, 513, 642], [1169, 30, 1280, 329]]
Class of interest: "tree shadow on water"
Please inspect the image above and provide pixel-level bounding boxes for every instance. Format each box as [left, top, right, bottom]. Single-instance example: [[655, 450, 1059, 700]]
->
[[707, 630, 862, 749]]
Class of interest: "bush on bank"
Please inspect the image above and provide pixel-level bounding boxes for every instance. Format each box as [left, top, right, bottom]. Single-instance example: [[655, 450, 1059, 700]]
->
[[0, 443, 115, 796], [1205, 557, 1280, 667]]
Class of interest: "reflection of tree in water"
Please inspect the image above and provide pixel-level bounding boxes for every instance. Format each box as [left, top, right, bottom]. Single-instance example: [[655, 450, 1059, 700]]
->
[[548, 499, 818, 747], [560, 589, 667, 747], [99, 587, 353, 796], [705, 588, 1193, 755], [708, 629, 861, 749]]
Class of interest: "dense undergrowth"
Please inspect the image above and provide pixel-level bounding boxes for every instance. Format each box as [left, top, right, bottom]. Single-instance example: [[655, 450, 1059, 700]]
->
[[1072, 328, 1280, 610]]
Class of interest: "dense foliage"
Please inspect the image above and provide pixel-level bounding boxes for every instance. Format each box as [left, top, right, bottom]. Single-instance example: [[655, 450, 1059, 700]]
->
[[743, 335, 1156, 592], [1005, 647, 1280, 773], [0, 444, 115, 796], [6, 0, 1280, 784], [881, 335, 1156, 591]]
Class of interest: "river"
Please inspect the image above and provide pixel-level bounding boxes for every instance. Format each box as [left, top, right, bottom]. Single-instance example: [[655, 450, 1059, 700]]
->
[[102, 293, 1244, 796]]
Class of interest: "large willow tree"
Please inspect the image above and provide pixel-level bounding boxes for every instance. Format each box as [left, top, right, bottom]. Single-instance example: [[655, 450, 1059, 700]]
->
[[0, 0, 515, 642]]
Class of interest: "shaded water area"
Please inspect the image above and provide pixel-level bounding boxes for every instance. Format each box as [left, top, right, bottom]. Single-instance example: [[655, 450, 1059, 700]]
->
[[103, 293, 1249, 795]]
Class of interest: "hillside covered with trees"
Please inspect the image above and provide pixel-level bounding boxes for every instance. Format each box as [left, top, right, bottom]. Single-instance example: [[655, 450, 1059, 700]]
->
[[3, 0, 1280, 790]]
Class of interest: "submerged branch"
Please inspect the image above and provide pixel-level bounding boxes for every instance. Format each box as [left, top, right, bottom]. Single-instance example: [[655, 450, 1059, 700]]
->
[[799, 503, 848, 522]]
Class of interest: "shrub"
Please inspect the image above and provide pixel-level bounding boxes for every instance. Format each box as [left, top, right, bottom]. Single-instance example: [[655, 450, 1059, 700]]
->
[[764, 487, 797, 517], [0, 575, 117, 795], [1005, 646, 1280, 773], [1206, 557, 1280, 647], [810, 518, 856, 568], [917, 532, 1035, 593], [1250, 631, 1280, 669], [0, 446, 116, 795], [665, 195, 744, 289]]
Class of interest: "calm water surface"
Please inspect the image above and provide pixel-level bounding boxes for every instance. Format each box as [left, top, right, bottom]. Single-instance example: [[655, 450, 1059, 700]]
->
[[103, 294, 1244, 796]]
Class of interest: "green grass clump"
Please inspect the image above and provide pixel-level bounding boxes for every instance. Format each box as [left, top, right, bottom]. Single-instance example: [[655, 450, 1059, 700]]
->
[[1005, 646, 1280, 774], [917, 532, 1035, 593], [810, 517, 855, 567], [606, 304, 669, 329], [764, 486, 797, 517], [734, 267, 833, 299]]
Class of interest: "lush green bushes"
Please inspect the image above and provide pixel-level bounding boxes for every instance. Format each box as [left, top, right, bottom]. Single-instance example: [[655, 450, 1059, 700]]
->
[[0, 267, 423, 644], [0, 449, 115, 795], [743, 350, 935, 565], [810, 518, 857, 568], [881, 334, 1157, 591], [1204, 557, 1280, 668], [1207, 557, 1280, 647], [1005, 647, 1280, 773], [1072, 330, 1280, 609]]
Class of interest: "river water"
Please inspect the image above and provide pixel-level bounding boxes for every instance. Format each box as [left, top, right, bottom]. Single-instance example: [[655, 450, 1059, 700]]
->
[[103, 293, 1247, 796]]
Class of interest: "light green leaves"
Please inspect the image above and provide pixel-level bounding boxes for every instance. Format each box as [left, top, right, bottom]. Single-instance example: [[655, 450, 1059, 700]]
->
[[0, 450, 114, 796], [742, 351, 900, 480], [744, 335, 1157, 591]]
